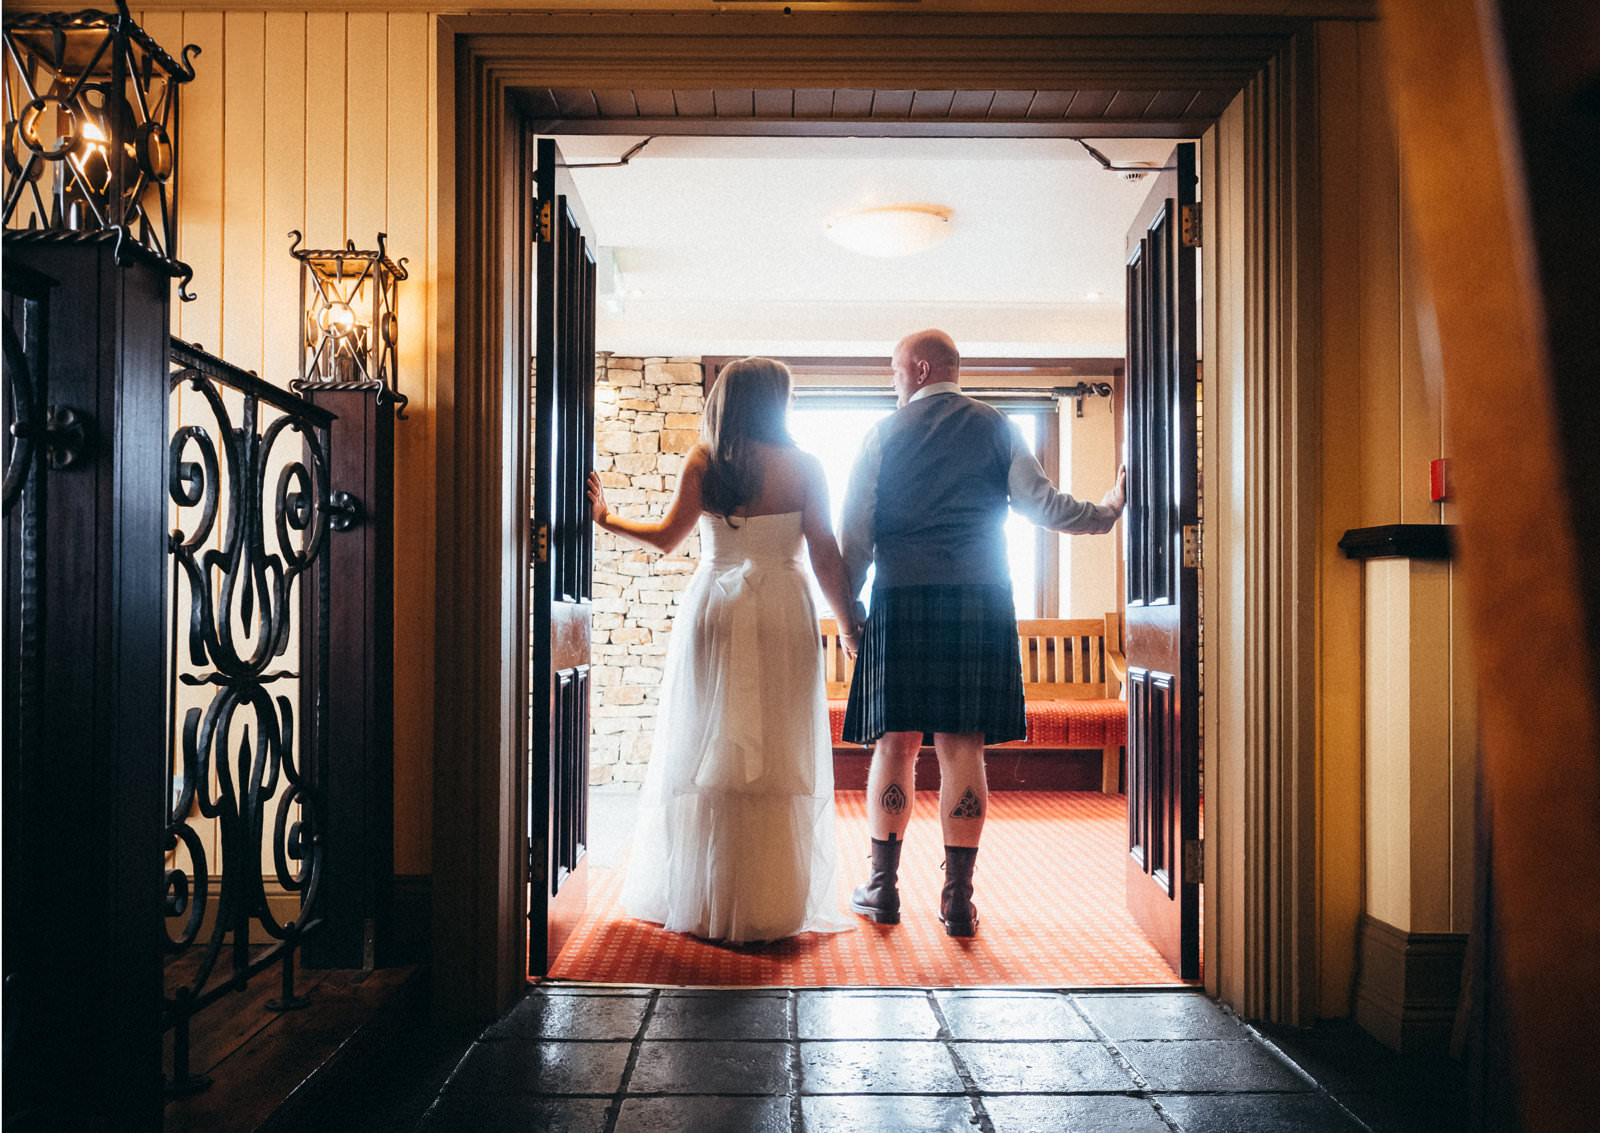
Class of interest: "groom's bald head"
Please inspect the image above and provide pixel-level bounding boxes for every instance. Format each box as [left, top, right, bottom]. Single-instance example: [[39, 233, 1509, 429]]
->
[[898, 329, 960, 381], [891, 329, 961, 406]]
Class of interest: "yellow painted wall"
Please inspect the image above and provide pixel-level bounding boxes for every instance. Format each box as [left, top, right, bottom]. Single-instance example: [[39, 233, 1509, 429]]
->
[[134, 9, 442, 875], [1060, 393, 1120, 619]]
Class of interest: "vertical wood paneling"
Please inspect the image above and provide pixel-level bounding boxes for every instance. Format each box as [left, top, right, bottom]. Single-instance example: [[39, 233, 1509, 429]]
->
[[345, 13, 389, 242], [263, 13, 308, 389], [387, 10, 433, 875], [1397, 188, 1439, 524], [176, 13, 222, 348], [1314, 21, 1364, 1017], [221, 11, 266, 372], [305, 12, 347, 243], [1357, 23, 1402, 526]]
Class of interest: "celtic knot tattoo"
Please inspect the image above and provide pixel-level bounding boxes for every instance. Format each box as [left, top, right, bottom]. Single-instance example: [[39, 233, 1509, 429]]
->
[[880, 783, 908, 815], [950, 788, 984, 820]]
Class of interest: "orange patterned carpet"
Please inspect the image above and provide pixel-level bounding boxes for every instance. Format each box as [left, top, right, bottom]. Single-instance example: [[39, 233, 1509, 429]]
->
[[546, 790, 1185, 988]]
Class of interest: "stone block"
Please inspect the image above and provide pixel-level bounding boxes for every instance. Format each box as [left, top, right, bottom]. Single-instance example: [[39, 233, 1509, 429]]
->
[[596, 430, 634, 454], [598, 471, 630, 489], [645, 362, 702, 386], [611, 626, 653, 645], [665, 413, 701, 429], [633, 432, 661, 455], [623, 666, 662, 685], [617, 399, 657, 412], [612, 453, 658, 475], [608, 686, 647, 705], [633, 413, 664, 432], [594, 702, 655, 718], [661, 429, 698, 453]]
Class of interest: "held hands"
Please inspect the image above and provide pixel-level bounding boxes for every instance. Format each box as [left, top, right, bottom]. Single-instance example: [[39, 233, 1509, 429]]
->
[[841, 621, 863, 659], [586, 470, 610, 526]]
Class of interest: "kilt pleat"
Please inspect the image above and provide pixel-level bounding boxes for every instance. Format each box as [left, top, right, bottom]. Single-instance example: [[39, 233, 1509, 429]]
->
[[841, 583, 1027, 745]]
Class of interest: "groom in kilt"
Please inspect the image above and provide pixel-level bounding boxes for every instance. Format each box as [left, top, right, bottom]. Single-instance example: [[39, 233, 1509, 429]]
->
[[838, 329, 1127, 936]]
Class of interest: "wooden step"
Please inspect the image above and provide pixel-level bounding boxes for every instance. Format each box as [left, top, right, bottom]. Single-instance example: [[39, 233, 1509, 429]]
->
[[163, 963, 425, 1133]]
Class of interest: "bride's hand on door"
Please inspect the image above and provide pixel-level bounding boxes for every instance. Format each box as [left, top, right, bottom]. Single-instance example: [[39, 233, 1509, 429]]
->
[[586, 470, 610, 525]]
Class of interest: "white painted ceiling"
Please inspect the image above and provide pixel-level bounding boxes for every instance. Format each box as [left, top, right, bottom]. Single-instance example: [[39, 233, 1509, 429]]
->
[[553, 134, 1183, 360]]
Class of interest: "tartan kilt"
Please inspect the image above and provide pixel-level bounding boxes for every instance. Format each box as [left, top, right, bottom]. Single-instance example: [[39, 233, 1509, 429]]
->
[[841, 583, 1027, 745]]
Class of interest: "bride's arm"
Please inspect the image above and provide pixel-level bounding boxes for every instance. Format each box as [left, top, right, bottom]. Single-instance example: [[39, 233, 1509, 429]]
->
[[588, 445, 708, 554], [799, 453, 863, 651]]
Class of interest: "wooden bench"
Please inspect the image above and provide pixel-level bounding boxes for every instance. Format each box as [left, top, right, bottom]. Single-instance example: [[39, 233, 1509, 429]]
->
[[820, 614, 1129, 793]]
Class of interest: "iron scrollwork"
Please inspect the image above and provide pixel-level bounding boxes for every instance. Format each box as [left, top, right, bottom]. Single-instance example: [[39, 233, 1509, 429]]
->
[[162, 337, 334, 1093]]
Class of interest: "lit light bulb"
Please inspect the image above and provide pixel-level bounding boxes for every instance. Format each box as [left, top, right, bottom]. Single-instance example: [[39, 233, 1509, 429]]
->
[[320, 301, 358, 338]]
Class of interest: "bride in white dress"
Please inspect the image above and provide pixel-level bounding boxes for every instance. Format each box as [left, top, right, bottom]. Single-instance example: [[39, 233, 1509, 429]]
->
[[586, 357, 861, 944]]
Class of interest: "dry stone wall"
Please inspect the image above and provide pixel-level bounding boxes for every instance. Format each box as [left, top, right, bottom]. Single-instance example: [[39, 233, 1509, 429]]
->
[[590, 355, 704, 786]]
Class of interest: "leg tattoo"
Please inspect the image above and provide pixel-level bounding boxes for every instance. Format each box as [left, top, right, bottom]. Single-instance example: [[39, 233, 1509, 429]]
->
[[880, 783, 908, 815], [950, 788, 984, 820]]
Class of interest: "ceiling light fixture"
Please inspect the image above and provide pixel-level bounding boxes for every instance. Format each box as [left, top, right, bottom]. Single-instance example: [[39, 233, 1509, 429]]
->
[[825, 203, 952, 257]]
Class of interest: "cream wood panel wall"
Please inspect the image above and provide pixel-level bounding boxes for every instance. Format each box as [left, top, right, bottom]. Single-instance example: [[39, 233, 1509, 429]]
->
[[134, 9, 441, 876], [1316, 20, 1478, 1010]]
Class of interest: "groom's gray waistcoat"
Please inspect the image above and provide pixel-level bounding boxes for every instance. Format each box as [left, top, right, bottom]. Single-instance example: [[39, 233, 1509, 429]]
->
[[871, 392, 1014, 589]]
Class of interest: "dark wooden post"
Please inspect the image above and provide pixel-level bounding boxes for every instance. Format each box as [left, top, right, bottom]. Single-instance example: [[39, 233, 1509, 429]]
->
[[2, 237, 169, 1131], [301, 388, 396, 969]]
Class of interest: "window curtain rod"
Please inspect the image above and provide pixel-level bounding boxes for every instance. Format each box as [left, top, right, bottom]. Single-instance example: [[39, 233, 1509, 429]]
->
[[793, 383, 1112, 414]]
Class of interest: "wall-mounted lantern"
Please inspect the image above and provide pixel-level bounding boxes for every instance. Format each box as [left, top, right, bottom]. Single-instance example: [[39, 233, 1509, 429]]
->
[[2, 0, 197, 296], [288, 230, 408, 417]]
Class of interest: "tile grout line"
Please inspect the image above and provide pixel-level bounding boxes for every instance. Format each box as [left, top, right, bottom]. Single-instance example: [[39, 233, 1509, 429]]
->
[[1064, 993, 1183, 1133], [601, 988, 660, 1133], [1239, 1021, 1381, 1133], [925, 990, 996, 1133], [788, 989, 805, 1133]]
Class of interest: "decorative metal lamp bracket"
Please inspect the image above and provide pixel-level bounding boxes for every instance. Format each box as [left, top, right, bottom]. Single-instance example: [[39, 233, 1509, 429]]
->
[[1, 0, 200, 298], [287, 229, 409, 418]]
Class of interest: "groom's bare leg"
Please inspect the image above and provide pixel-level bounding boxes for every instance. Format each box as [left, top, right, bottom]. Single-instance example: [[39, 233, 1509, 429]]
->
[[866, 731, 921, 841], [933, 732, 987, 848]]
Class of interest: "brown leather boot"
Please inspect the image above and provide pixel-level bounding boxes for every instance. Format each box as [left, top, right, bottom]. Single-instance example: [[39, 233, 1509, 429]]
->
[[940, 846, 980, 937], [849, 835, 902, 924]]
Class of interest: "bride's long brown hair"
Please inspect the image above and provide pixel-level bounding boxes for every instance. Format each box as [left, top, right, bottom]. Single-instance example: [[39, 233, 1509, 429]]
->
[[699, 357, 795, 524]]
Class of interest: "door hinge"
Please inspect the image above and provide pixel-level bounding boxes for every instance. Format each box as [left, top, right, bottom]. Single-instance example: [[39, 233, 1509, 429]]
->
[[1184, 838, 1204, 882], [534, 521, 550, 564], [1181, 524, 1200, 569], [535, 199, 553, 244], [529, 836, 546, 884], [1181, 202, 1201, 248]]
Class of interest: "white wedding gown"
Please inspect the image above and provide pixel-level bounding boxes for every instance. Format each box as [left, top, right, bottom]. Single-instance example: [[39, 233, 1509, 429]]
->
[[620, 511, 850, 943]]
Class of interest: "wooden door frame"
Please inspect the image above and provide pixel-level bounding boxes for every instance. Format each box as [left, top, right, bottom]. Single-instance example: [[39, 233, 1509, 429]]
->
[[435, 9, 1331, 1025]]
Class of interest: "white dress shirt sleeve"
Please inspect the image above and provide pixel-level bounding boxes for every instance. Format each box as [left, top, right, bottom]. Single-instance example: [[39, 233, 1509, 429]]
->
[[1006, 422, 1118, 534], [838, 424, 884, 604]]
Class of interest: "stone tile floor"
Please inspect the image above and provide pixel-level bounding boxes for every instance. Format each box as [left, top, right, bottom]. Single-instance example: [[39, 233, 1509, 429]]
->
[[400, 984, 1463, 1132]]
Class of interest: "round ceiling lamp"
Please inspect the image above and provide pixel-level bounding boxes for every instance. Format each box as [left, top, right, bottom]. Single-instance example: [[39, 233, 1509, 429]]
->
[[825, 203, 953, 257]]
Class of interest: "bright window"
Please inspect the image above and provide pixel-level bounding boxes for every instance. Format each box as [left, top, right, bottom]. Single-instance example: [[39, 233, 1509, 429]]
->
[[790, 403, 1049, 617]]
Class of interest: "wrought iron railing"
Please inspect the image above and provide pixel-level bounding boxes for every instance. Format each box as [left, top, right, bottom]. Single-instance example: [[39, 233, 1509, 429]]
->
[[161, 337, 338, 1094]]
